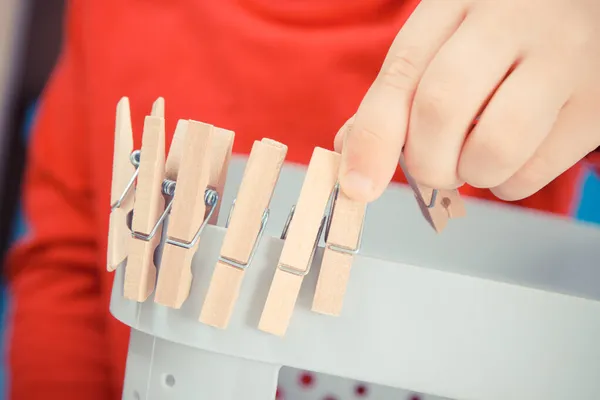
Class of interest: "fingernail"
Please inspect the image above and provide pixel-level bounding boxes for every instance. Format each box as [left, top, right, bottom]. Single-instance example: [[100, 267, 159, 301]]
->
[[342, 170, 376, 201]]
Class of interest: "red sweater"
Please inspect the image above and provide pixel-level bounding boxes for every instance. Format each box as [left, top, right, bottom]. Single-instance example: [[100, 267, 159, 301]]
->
[[7, 1, 583, 399]]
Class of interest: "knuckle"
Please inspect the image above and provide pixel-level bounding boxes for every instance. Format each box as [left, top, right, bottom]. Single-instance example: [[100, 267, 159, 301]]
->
[[472, 112, 532, 171], [461, 127, 526, 188], [412, 77, 456, 123], [345, 125, 394, 167], [353, 126, 388, 148], [479, 134, 518, 171], [380, 48, 421, 92]]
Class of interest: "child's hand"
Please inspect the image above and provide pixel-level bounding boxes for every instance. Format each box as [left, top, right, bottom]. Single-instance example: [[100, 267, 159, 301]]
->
[[336, 0, 600, 203]]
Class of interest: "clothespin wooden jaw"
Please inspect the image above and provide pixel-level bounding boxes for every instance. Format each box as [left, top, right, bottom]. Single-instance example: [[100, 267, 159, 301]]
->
[[107, 98, 136, 271], [312, 183, 366, 316], [154, 120, 233, 309], [200, 139, 287, 328], [108, 97, 165, 273], [323, 184, 366, 255], [259, 147, 340, 336], [154, 121, 218, 308], [398, 155, 466, 233], [124, 110, 167, 301]]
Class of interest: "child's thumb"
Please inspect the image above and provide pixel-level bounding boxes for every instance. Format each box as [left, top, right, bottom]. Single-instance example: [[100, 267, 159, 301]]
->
[[337, 111, 405, 203]]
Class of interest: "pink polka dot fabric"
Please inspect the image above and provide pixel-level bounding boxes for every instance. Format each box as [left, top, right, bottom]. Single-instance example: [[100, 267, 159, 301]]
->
[[276, 368, 450, 399]]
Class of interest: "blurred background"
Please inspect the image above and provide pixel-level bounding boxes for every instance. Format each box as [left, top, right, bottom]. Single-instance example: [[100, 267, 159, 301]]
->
[[0, 0, 599, 399], [0, 0, 65, 396]]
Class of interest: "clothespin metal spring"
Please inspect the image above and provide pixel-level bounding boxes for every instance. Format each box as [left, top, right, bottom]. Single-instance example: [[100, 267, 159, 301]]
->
[[277, 205, 327, 277], [324, 183, 366, 256], [217, 199, 270, 270], [165, 189, 219, 249], [113, 150, 219, 246], [131, 183, 218, 243], [110, 150, 141, 211], [427, 189, 438, 208]]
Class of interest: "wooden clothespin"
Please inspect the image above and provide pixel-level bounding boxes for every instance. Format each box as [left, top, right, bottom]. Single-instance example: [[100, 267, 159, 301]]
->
[[151, 97, 165, 118], [311, 183, 366, 316], [200, 138, 287, 328], [164, 119, 189, 182], [124, 98, 167, 301], [108, 97, 164, 272], [164, 120, 234, 219], [438, 188, 466, 219], [154, 121, 213, 308], [154, 121, 235, 308], [259, 147, 340, 336], [398, 154, 465, 233], [107, 97, 135, 271]]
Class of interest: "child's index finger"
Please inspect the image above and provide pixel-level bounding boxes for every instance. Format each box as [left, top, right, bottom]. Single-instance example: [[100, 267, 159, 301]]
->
[[338, 0, 466, 203]]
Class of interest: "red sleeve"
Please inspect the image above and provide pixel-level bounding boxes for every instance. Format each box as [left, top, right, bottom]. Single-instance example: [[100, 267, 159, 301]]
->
[[5, 2, 111, 399]]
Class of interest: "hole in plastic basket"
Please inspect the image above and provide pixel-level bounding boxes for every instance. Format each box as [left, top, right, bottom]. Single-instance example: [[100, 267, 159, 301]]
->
[[164, 374, 176, 388]]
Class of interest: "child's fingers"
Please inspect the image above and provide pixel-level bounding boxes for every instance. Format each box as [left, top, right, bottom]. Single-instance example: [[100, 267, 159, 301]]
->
[[491, 98, 598, 201], [404, 9, 518, 189], [458, 55, 573, 189], [338, 0, 466, 202]]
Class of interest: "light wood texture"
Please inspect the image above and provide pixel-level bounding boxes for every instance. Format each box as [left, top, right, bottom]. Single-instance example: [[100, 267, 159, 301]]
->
[[312, 187, 366, 316], [165, 119, 188, 180], [440, 189, 467, 219], [166, 121, 212, 243], [124, 115, 166, 301], [151, 97, 165, 118], [107, 97, 135, 271], [312, 250, 353, 316], [398, 154, 468, 233], [108, 97, 164, 271], [164, 121, 233, 222], [200, 139, 287, 328], [154, 121, 213, 308], [259, 147, 340, 336]]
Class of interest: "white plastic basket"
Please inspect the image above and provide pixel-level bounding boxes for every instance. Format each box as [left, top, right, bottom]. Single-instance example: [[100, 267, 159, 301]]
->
[[110, 156, 600, 400]]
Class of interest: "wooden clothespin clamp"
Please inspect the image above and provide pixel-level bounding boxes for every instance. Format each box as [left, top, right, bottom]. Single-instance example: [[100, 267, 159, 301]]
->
[[123, 98, 167, 301], [107, 98, 164, 272], [107, 97, 137, 271], [259, 147, 340, 336], [200, 139, 287, 328], [154, 121, 234, 308], [399, 154, 466, 233], [311, 183, 366, 316]]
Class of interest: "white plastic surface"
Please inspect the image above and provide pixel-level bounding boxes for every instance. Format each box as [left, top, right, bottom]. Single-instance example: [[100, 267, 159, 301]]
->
[[123, 329, 280, 400], [111, 157, 600, 400]]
